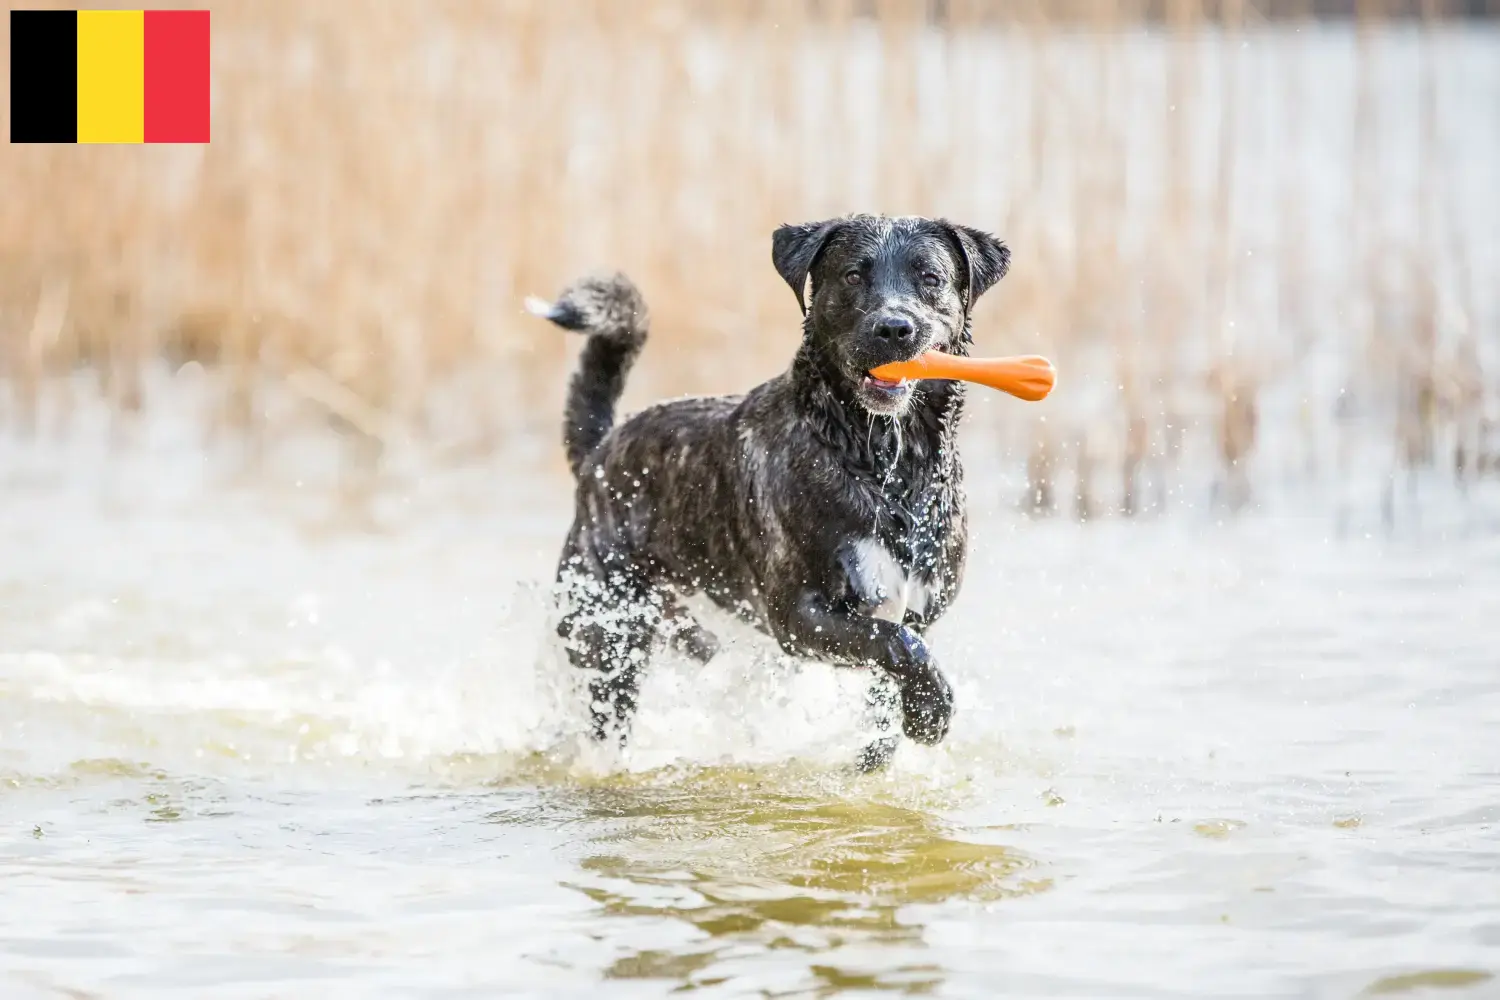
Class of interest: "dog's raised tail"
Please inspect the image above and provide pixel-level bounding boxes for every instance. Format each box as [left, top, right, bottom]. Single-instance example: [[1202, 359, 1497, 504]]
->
[[526, 273, 649, 478]]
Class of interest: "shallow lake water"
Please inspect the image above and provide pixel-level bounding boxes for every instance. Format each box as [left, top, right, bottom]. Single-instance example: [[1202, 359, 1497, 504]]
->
[[2, 393, 1499, 999]]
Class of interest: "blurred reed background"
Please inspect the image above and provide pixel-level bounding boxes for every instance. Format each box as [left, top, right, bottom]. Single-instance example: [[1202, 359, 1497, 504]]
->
[[1, 0, 1496, 519]]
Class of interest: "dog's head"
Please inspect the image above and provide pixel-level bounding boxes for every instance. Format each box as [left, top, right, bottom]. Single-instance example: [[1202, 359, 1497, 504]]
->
[[772, 214, 1010, 415]]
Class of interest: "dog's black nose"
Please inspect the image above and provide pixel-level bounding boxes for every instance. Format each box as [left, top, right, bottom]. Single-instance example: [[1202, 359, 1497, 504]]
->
[[873, 317, 915, 344]]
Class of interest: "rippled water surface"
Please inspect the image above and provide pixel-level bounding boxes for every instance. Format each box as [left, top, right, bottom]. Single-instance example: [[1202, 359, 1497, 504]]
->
[[3, 405, 1499, 999]]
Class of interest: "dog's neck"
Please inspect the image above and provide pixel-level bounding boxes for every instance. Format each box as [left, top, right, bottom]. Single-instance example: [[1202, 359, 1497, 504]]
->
[[788, 334, 966, 489], [787, 331, 967, 574]]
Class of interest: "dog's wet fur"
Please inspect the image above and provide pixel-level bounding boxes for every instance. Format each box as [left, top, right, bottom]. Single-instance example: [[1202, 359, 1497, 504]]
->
[[529, 214, 1010, 770]]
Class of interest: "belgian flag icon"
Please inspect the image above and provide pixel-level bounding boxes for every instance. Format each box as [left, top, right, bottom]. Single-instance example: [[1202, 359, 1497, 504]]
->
[[10, 9, 210, 143]]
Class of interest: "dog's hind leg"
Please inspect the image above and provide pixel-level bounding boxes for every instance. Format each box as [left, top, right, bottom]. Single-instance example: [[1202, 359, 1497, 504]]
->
[[586, 648, 647, 746], [560, 590, 719, 743], [558, 597, 656, 745], [555, 561, 662, 745]]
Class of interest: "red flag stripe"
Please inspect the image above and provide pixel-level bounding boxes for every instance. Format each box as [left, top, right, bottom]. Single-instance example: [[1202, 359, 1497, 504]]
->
[[143, 10, 209, 143]]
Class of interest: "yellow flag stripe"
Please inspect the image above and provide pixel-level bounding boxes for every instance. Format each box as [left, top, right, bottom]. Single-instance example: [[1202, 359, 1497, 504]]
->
[[77, 10, 145, 144]]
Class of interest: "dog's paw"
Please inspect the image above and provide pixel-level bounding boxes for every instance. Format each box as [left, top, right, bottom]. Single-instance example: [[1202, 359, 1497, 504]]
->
[[669, 622, 720, 664], [899, 668, 954, 745], [887, 627, 954, 746]]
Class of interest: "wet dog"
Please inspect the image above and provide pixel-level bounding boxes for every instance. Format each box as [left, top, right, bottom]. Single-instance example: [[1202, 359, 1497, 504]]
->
[[529, 214, 1010, 770]]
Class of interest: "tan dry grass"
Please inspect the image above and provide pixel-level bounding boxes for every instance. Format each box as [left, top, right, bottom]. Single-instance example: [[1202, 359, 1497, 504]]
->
[[0, 0, 1493, 512]]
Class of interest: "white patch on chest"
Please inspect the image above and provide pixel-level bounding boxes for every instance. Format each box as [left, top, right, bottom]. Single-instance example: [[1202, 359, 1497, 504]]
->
[[848, 538, 935, 624]]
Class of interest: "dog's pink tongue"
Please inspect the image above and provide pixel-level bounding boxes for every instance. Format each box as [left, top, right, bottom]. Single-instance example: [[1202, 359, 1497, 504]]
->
[[867, 374, 904, 389]]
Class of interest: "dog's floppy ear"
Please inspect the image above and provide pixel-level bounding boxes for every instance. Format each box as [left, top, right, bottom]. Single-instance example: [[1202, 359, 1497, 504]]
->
[[943, 222, 1011, 315], [772, 219, 842, 317]]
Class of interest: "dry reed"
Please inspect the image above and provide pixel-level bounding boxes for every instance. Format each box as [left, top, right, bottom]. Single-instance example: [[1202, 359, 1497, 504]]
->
[[0, 0, 1495, 516]]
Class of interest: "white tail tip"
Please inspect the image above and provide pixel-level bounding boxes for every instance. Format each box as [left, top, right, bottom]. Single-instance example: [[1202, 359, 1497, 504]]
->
[[524, 295, 556, 319]]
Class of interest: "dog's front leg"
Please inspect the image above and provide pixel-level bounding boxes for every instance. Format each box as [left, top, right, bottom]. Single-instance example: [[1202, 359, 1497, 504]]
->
[[778, 591, 953, 746], [660, 596, 720, 664]]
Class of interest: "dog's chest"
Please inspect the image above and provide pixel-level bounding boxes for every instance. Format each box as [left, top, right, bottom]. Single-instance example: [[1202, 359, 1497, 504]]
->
[[846, 537, 938, 624]]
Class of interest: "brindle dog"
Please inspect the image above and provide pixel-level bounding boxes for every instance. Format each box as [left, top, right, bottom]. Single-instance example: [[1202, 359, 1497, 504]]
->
[[529, 214, 1010, 770]]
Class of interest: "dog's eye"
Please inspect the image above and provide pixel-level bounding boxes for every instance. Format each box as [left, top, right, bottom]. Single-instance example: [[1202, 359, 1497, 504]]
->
[[921, 273, 942, 288], [844, 270, 862, 286]]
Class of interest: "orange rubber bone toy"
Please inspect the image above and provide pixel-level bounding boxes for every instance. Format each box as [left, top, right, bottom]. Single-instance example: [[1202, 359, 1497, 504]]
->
[[869, 352, 1056, 402]]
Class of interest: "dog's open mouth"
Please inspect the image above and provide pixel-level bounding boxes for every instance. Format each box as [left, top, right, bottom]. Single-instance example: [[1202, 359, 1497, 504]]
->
[[862, 373, 909, 396], [857, 344, 951, 411]]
